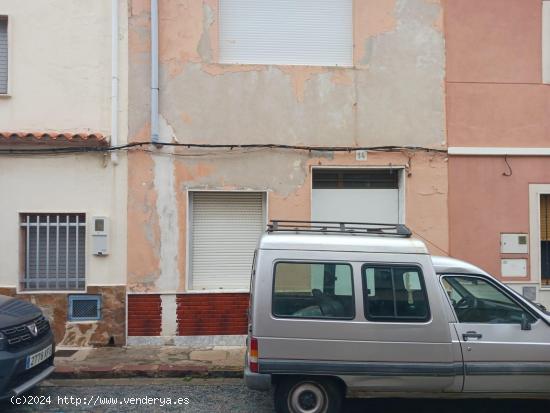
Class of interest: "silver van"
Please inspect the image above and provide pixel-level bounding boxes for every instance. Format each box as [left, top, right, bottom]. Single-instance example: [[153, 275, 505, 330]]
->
[[244, 220, 550, 413]]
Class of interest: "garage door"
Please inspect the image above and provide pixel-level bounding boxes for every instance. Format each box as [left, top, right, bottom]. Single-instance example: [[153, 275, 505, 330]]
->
[[311, 169, 401, 224]]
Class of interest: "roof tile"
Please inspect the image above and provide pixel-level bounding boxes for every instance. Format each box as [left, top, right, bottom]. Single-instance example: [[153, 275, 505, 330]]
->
[[0, 132, 108, 145]]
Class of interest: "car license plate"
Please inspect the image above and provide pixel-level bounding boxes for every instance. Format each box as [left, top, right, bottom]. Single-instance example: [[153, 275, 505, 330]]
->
[[26, 345, 52, 370]]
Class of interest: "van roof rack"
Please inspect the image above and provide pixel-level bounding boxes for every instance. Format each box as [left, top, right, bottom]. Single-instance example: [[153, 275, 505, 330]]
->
[[267, 220, 412, 238]]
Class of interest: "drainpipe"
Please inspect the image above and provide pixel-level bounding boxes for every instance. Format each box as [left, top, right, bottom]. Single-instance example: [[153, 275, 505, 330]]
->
[[151, 0, 160, 143], [110, 0, 119, 164]]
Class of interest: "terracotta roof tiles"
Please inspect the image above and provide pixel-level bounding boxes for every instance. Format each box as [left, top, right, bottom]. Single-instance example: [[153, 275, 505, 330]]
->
[[0, 132, 108, 145]]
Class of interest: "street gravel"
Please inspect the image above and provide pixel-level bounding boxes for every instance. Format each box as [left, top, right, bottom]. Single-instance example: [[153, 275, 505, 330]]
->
[[1, 378, 549, 412]]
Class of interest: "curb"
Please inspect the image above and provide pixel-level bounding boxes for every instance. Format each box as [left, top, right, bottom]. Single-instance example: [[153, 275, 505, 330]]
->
[[51, 365, 244, 380]]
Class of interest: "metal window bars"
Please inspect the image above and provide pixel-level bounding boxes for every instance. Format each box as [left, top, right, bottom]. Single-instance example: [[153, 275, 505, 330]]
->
[[20, 213, 86, 291], [267, 220, 412, 238]]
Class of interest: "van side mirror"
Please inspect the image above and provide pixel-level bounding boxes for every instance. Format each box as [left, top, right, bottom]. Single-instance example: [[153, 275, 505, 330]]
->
[[521, 314, 532, 331]]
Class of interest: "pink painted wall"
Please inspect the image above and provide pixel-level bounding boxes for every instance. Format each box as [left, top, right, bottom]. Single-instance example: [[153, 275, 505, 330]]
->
[[445, 0, 549, 148], [449, 156, 550, 280], [445, 0, 541, 83], [447, 83, 550, 147]]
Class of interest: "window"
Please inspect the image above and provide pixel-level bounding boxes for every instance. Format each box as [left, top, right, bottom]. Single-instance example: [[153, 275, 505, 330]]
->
[[541, 195, 550, 285], [189, 192, 265, 290], [272, 262, 354, 319], [362, 265, 430, 322], [68, 295, 101, 321], [219, 0, 353, 67], [442, 276, 536, 324], [0, 16, 7, 94], [20, 214, 85, 290], [313, 169, 399, 190]]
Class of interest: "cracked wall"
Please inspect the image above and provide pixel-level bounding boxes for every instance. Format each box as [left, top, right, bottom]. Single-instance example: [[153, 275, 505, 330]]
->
[[128, 0, 448, 292]]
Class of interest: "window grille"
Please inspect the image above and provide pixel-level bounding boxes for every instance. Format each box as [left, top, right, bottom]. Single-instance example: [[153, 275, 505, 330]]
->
[[68, 295, 101, 321], [20, 214, 86, 290]]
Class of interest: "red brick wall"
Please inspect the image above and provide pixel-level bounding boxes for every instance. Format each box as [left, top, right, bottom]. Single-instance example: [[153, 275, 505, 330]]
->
[[127, 294, 162, 336], [177, 293, 249, 336]]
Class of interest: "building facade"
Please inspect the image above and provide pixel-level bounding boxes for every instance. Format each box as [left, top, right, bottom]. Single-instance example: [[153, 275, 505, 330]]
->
[[126, 0, 448, 344], [3, 0, 547, 348], [446, 0, 550, 308], [0, 0, 128, 346]]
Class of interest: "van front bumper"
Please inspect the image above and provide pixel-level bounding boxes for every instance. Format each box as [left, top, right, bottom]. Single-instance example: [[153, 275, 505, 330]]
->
[[244, 365, 271, 391]]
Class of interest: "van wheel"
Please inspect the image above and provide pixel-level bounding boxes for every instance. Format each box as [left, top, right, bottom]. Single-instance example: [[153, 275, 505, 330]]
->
[[274, 377, 343, 413]]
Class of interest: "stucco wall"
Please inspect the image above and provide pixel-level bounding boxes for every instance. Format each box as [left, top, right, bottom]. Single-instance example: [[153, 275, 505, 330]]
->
[[445, 0, 548, 148], [128, 150, 448, 293], [126, 0, 448, 294], [128, 0, 445, 147], [0, 155, 127, 289], [0, 0, 128, 141], [449, 156, 550, 307]]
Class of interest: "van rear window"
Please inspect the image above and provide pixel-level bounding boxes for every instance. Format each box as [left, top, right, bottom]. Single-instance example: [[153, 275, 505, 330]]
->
[[362, 265, 430, 322], [272, 262, 355, 319]]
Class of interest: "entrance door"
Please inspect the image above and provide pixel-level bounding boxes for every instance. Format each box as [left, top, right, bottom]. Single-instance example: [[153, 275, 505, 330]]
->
[[442, 275, 550, 393], [311, 169, 401, 223]]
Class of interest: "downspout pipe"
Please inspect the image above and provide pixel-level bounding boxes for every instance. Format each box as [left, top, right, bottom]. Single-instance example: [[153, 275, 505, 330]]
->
[[151, 0, 160, 143], [110, 0, 119, 164]]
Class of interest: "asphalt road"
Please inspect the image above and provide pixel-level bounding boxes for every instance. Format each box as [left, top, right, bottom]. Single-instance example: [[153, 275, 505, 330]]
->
[[1, 378, 549, 413]]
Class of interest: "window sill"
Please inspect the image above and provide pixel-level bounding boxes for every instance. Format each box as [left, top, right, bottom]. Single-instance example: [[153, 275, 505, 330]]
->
[[17, 290, 87, 294], [0, 93, 11, 98], [185, 289, 250, 294], [67, 320, 100, 324]]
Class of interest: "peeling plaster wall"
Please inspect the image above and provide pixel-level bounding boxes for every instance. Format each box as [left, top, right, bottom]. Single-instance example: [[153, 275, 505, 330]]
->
[[129, 0, 445, 146], [128, 149, 449, 292], [127, 0, 448, 293]]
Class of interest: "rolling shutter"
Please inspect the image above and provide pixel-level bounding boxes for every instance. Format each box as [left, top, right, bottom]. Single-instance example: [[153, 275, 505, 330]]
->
[[312, 169, 401, 224], [0, 17, 7, 94], [190, 192, 264, 290], [219, 0, 353, 67]]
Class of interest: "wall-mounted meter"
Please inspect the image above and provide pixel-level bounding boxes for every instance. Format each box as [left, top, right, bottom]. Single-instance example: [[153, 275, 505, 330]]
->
[[500, 233, 528, 254], [92, 216, 109, 256]]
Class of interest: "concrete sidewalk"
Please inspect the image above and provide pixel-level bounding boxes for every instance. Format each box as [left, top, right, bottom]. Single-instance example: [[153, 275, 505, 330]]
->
[[53, 346, 246, 379]]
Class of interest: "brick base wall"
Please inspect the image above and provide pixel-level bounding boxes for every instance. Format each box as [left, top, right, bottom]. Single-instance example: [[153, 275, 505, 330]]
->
[[176, 293, 249, 336], [127, 294, 162, 336]]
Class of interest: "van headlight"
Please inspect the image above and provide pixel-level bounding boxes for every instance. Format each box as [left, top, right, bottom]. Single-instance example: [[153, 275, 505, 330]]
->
[[0, 332, 6, 351]]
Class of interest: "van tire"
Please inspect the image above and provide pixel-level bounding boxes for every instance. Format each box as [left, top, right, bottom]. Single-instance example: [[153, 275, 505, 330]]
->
[[274, 377, 343, 413]]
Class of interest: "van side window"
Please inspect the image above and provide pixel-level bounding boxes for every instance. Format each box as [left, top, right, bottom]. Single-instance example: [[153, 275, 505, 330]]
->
[[272, 262, 354, 319], [362, 265, 430, 322], [442, 276, 536, 324]]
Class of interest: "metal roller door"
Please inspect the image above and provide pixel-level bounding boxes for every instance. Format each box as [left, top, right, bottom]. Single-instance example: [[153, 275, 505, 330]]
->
[[312, 169, 401, 224], [190, 192, 265, 290]]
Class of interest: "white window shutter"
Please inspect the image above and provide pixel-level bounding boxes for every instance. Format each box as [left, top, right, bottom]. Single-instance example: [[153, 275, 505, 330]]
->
[[190, 192, 264, 290], [219, 0, 353, 67]]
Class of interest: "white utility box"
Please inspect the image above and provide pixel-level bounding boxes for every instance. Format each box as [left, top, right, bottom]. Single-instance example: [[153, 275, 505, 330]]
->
[[500, 233, 528, 254], [92, 216, 109, 256], [501, 258, 527, 277]]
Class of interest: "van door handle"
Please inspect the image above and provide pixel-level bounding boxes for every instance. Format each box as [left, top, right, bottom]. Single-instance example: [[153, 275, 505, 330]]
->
[[462, 331, 482, 341]]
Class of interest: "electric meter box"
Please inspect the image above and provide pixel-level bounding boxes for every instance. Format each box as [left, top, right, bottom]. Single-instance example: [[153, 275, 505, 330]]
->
[[92, 216, 109, 256], [500, 233, 528, 254]]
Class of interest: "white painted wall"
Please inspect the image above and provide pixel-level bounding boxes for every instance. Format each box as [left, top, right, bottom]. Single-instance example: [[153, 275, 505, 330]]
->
[[0, 154, 127, 288], [0, 0, 128, 138], [0, 0, 128, 289]]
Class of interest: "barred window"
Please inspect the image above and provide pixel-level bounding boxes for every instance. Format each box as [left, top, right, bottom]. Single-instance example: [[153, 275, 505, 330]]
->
[[20, 214, 85, 290]]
